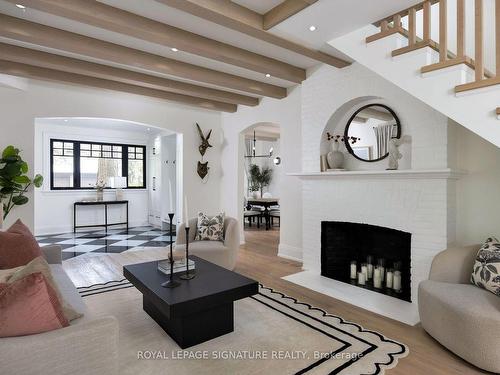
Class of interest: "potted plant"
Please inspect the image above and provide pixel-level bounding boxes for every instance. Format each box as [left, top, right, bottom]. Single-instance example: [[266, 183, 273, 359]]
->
[[0, 145, 43, 221], [249, 164, 273, 198]]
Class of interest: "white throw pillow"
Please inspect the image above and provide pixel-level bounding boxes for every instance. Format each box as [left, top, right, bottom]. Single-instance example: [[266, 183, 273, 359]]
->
[[471, 237, 500, 296], [195, 212, 225, 241]]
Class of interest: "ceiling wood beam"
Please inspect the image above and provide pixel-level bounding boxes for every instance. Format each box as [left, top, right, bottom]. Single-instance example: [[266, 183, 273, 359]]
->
[[155, 0, 351, 68], [6, 0, 305, 83], [263, 0, 318, 30], [0, 43, 258, 106], [0, 60, 236, 112], [0, 14, 287, 99]]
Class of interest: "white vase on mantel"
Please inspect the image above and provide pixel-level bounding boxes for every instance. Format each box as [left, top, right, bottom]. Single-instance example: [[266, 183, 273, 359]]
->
[[327, 142, 344, 169]]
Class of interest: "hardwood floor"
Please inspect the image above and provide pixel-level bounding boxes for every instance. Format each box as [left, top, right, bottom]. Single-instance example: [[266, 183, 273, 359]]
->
[[63, 227, 489, 375]]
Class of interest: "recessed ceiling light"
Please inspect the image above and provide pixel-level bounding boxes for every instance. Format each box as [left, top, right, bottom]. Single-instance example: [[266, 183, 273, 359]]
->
[[147, 128, 151, 131], [63, 119, 68, 122], [265, 73, 271, 78], [15, 4, 26, 9], [309, 25, 317, 31], [171, 47, 178, 52]]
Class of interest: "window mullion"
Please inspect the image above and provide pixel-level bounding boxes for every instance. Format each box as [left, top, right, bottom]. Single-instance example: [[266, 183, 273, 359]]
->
[[74, 142, 81, 189]]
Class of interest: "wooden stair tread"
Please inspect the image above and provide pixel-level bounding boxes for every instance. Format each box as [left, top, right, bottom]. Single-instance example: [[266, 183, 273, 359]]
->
[[496, 108, 500, 116]]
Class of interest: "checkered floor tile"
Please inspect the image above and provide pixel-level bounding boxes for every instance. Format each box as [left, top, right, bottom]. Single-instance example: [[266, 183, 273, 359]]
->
[[36, 226, 176, 260]]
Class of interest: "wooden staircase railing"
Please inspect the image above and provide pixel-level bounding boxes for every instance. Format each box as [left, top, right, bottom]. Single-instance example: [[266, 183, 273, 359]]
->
[[367, 0, 499, 100]]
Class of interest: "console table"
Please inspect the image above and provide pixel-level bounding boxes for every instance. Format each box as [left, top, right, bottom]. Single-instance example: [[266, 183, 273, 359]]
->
[[73, 200, 129, 233]]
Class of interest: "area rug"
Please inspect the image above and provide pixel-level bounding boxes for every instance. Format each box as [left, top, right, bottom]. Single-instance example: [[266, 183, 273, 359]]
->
[[78, 279, 408, 374]]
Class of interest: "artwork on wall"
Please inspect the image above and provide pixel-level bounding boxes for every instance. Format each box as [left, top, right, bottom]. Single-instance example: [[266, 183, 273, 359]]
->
[[196, 123, 212, 181]]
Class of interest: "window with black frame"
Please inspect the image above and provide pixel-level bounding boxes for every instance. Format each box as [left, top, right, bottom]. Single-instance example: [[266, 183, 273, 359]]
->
[[50, 139, 146, 190]]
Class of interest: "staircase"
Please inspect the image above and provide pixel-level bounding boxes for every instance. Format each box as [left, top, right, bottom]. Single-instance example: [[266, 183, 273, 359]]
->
[[329, 0, 500, 147]]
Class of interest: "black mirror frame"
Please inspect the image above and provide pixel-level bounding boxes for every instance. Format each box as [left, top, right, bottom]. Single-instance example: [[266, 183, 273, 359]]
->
[[343, 104, 401, 163]]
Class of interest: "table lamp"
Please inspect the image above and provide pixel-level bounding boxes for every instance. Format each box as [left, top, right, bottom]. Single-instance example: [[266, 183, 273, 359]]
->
[[109, 176, 127, 200]]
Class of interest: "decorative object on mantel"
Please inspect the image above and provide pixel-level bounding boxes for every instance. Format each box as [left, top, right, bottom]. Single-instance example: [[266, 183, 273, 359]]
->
[[94, 179, 106, 201], [387, 135, 411, 170], [320, 155, 328, 172], [0, 145, 43, 222], [326, 132, 360, 169], [196, 123, 212, 181], [344, 104, 401, 162]]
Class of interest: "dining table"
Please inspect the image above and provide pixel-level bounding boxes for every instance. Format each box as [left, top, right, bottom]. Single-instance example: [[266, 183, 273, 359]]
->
[[246, 198, 279, 230]]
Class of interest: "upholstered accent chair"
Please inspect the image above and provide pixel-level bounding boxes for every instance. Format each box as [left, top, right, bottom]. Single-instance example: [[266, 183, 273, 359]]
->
[[175, 216, 240, 270], [418, 245, 500, 373]]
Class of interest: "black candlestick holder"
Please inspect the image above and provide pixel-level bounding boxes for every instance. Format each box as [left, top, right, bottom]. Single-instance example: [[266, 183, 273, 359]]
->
[[180, 226, 196, 280], [161, 213, 181, 288]]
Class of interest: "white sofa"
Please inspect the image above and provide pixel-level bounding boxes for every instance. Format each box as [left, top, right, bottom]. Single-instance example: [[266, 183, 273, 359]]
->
[[175, 217, 240, 270], [418, 245, 500, 373], [0, 245, 119, 375]]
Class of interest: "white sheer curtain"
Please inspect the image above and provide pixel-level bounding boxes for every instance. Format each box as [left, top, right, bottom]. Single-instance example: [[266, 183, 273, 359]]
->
[[373, 123, 395, 158]]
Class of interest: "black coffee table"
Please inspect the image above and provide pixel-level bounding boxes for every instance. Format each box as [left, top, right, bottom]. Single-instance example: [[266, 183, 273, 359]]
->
[[123, 256, 258, 348]]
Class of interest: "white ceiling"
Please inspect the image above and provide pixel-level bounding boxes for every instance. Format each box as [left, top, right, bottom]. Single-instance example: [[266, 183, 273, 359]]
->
[[36, 117, 168, 135], [232, 0, 283, 14]]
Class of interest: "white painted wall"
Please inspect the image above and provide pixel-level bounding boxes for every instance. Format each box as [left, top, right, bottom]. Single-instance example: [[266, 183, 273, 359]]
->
[[221, 88, 302, 260], [0, 78, 222, 233], [456, 126, 500, 245], [33, 120, 154, 235]]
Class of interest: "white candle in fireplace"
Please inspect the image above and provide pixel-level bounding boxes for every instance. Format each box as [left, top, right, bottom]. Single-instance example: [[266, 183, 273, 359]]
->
[[373, 268, 382, 288], [350, 261, 357, 279], [393, 271, 402, 291], [367, 263, 373, 279], [361, 263, 368, 280], [357, 272, 366, 285], [386, 269, 394, 289]]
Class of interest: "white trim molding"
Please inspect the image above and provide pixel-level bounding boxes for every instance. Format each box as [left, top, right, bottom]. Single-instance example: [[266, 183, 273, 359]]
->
[[288, 169, 467, 180], [278, 243, 303, 263]]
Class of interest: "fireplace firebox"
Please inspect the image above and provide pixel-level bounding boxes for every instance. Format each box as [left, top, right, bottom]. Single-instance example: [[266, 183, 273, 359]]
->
[[321, 221, 411, 302]]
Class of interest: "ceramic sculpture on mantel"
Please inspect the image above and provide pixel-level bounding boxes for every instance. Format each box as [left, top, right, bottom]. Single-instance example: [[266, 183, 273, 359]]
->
[[387, 135, 411, 170], [325, 132, 361, 170]]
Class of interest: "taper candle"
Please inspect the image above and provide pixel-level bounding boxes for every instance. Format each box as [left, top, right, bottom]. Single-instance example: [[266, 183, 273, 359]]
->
[[168, 181, 174, 213], [184, 195, 189, 227]]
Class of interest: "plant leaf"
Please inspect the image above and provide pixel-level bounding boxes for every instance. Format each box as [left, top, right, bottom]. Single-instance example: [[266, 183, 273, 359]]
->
[[33, 174, 44, 188], [13, 175, 30, 184], [20, 162, 28, 174], [12, 195, 29, 206], [2, 145, 18, 159]]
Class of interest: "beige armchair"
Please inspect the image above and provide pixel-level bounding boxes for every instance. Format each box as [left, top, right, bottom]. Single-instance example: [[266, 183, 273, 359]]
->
[[418, 244, 500, 373], [175, 216, 240, 270]]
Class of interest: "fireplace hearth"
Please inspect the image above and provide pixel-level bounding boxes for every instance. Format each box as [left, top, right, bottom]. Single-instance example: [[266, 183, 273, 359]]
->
[[321, 221, 411, 302]]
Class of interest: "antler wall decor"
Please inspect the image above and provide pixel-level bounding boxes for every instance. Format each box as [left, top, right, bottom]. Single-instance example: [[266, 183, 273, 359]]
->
[[196, 123, 212, 180]]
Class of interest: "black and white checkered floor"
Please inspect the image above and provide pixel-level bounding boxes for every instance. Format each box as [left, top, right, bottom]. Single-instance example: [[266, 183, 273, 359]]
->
[[36, 226, 175, 260]]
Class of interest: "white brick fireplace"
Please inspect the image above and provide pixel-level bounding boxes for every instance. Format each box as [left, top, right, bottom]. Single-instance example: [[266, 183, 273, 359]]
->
[[283, 63, 464, 325]]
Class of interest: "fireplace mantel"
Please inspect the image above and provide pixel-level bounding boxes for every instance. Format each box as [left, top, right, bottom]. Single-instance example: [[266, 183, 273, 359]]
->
[[288, 169, 466, 180]]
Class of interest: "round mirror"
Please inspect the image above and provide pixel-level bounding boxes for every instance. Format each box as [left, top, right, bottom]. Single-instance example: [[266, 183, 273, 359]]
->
[[344, 104, 401, 162]]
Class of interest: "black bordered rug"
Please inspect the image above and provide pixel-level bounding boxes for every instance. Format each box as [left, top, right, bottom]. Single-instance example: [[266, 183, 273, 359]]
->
[[78, 281, 408, 374]]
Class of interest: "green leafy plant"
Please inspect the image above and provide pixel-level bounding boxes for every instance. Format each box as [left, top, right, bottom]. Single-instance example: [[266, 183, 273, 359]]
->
[[248, 164, 272, 197], [0, 145, 43, 220]]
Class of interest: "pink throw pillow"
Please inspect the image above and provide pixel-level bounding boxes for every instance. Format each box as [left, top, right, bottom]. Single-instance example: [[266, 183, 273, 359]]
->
[[0, 272, 69, 337], [0, 220, 42, 269]]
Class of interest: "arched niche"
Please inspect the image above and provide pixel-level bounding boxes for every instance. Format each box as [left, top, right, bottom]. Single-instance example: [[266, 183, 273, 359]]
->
[[320, 96, 411, 171]]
